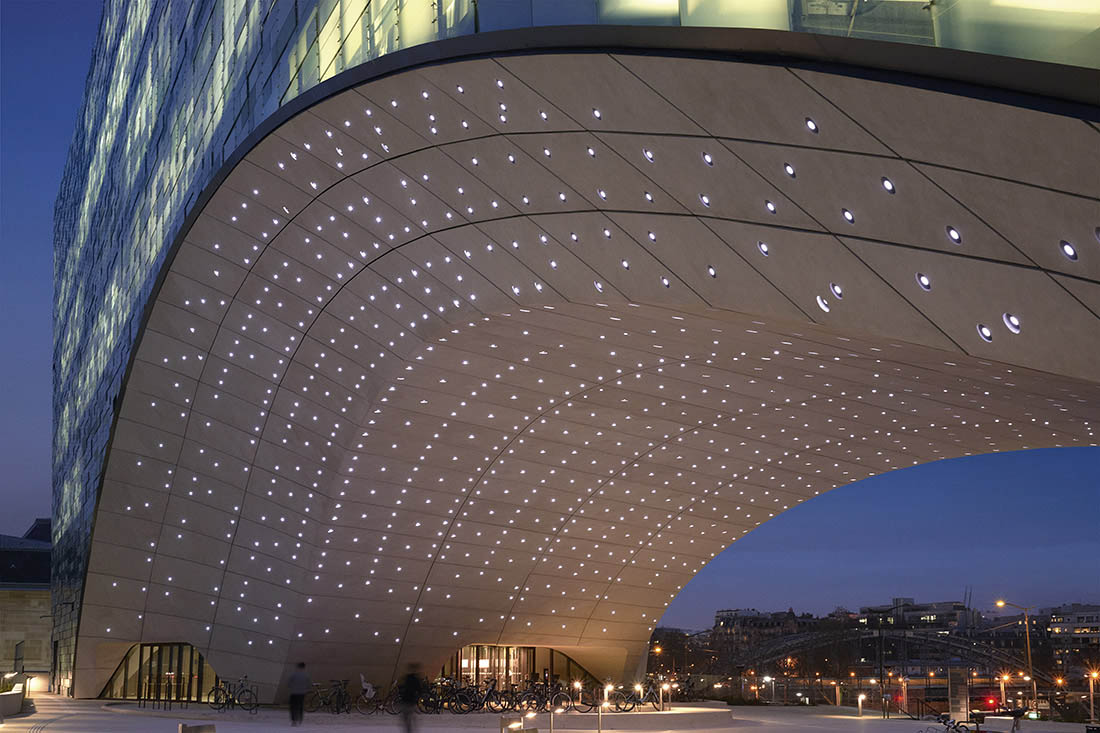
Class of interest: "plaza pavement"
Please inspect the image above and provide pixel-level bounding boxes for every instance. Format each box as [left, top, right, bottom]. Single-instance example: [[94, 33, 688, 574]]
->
[[1, 695, 1093, 732]]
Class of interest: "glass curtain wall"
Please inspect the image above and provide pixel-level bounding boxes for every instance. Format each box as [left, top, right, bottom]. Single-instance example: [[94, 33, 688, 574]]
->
[[442, 644, 600, 688], [100, 643, 216, 702]]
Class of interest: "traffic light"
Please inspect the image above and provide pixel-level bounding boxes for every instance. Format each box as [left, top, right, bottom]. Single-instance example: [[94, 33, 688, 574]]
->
[[987, 697, 997, 708]]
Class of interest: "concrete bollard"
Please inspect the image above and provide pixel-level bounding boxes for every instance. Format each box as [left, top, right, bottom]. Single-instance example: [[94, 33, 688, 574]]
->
[[178, 724, 217, 733]]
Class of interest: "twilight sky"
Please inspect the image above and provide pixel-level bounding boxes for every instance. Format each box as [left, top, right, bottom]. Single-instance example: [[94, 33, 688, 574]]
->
[[1, 1, 1096, 626]]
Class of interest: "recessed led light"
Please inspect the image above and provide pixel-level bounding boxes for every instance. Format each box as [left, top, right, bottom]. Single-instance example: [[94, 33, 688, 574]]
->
[[765, 200, 776, 214], [757, 241, 770, 256], [699, 194, 711, 207], [816, 295, 830, 313], [660, 277, 670, 288], [805, 118, 818, 133], [881, 177, 895, 193], [644, 192, 654, 202], [829, 282, 843, 298], [496, 79, 504, 88], [592, 108, 601, 119], [587, 147, 596, 157], [621, 260, 630, 270], [456, 85, 464, 93], [946, 226, 962, 244], [977, 324, 993, 342], [539, 110, 548, 120], [707, 265, 717, 278], [647, 231, 656, 241], [1060, 240, 1078, 260], [916, 273, 932, 291], [593, 281, 603, 293], [702, 153, 713, 166], [1002, 313, 1021, 334], [842, 209, 855, 223], [784, 163, 796, 178]]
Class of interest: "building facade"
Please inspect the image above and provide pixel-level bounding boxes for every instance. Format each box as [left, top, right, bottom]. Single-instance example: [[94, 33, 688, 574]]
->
[[0, 520, 52, 677], [54, 0, 1100, 702], [859, 598, 980, 631], [1047, 604, 1100, 676], [714, 608, 819, 651]]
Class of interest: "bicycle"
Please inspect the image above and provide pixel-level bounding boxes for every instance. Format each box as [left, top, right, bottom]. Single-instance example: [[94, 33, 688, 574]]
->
[[611, 683, 661, 712], [919, 713, 969, 733], [558, 682, 598, 713], [207, 675, 258, 712], [304, 679, 351, 714], [355, 675, 381, 714]]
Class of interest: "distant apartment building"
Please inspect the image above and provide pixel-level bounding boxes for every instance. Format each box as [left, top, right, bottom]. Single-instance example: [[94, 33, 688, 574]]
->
[[859, 597, 980, 631], [1047, 604, 1100, 674], [713, 608, 819, 656]]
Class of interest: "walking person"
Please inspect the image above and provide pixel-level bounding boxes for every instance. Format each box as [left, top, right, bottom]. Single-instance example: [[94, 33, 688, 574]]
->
[[398, 663, 424, 733], [287, 662, 310, 726]]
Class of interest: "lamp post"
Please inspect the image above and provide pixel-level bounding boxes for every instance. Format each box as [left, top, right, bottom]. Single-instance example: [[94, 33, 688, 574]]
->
[[1000, 674, 1009, 708], [1089, 670, 1098, 723], [996, 600, 1038, 711], [661, 682, 669, 711], [763, 676, 775, 703], [858, 693, 866, 717]]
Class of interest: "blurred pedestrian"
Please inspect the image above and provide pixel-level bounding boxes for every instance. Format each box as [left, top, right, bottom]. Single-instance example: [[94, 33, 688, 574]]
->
[[287, 662, 310, 726], [398, 663, 424, 733]]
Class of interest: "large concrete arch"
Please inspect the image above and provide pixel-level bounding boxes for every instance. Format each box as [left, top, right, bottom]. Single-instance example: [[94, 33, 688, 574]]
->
[[71, 29, 1100, 701]]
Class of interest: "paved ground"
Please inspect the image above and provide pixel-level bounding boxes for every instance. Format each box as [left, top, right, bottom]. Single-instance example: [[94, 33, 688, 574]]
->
[[2, 695, 1094, 732]]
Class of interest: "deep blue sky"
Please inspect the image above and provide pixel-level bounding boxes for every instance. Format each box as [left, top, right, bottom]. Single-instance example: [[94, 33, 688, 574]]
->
[[1, 1, 1096, 626]]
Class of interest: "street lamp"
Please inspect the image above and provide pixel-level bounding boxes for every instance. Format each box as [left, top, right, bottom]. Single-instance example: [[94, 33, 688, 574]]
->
[[996, 599, 1038, 710], [1089, 670, 1098, 723], [1000, 674, 1010, 708], [858, 693, 866, 717]]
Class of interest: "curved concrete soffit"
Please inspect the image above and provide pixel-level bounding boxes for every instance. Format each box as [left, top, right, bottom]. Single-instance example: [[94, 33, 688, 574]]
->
[[75, 27, 1100, 700]]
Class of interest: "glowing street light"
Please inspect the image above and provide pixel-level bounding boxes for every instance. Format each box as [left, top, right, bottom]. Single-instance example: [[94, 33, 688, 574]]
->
[[858, 693, 867, 717], [996, 599, 1038, 709], [1089, 670, 1098, 722], [762, 675, 776, 703]]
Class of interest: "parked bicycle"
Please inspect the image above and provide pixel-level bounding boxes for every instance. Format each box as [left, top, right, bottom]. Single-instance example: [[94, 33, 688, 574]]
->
[[207, 675, 258, 712], [610, 683, 662, 712], [919, 713, 970, 733], [304, 679, 352, 714], [354, 674, 381, 714]]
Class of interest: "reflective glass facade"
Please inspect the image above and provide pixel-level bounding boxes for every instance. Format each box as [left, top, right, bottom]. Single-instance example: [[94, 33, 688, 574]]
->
[[53, 0, 1097, 697]]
